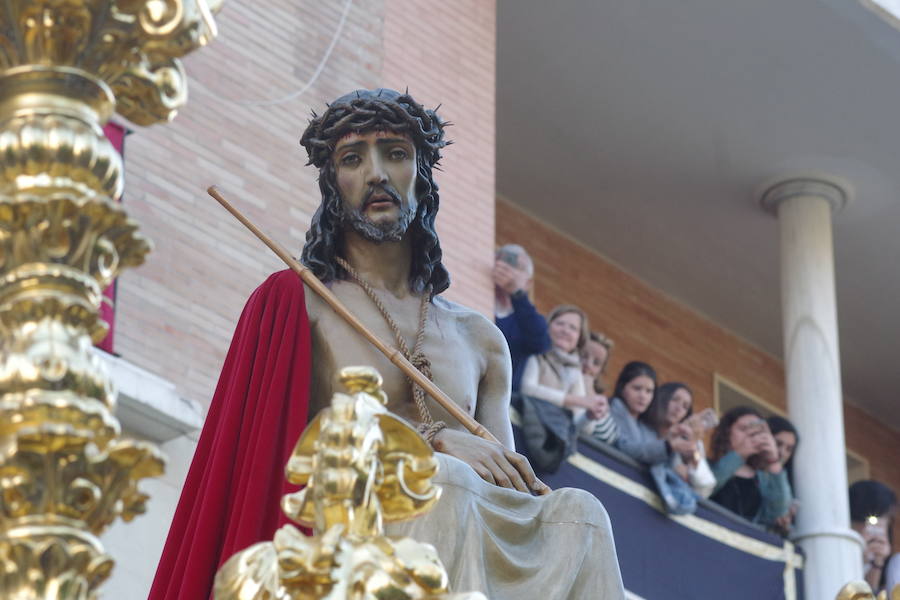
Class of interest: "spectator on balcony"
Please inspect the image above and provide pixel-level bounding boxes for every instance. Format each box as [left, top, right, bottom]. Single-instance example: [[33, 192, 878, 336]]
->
[[518, 305, 605, 473], [709, 407, 792, 529], [767, 415, 800, 536], [610, 362, 698, 514], [581, 331, 617, 445], [494, 244, 551, 392], [581, 331, 614, 394], [849, 480, 897, 593], [642, 382, 716, 499]]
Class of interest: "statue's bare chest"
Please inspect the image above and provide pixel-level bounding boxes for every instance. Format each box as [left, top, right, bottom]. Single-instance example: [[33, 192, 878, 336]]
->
[[306, 284, 484, 426]]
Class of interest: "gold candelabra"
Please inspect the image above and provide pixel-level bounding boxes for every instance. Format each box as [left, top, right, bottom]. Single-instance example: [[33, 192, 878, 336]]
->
[[0, 1, 219, 597], [214, 366, 486, 600]]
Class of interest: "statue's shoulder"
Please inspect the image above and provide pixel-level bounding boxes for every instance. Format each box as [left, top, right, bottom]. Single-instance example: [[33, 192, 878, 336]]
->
[[431, 295, 486, 322], [245, 270, 318, 323], [256, 269, 304, 296], [431, 296, 507, 353], [244, 270, 305, 306]]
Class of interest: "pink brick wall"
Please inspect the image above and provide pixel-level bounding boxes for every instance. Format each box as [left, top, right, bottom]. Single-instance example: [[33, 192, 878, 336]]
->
[[382, 0, 497, 314], [115, 1, 497, 411]]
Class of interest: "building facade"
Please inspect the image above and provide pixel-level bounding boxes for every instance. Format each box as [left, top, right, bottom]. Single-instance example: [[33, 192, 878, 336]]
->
[[93, 1, 900, 597]]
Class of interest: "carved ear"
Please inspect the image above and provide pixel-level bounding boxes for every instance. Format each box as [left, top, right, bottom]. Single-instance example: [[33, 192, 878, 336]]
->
[[281, 410, 322, 526], [280, 488, 313, 526], [285, 414, 321, 486], [213, 541, 280, 600], [376, 414, 441, 522]]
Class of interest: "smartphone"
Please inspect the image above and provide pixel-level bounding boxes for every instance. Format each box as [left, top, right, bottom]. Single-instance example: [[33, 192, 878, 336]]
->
[[685, 407, 719, 435], [864, 521, 888, 539], [747, 418, 767, 437]]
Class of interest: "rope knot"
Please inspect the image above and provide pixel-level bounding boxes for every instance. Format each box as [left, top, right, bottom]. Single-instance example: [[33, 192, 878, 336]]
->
[[410, 352, 432, 378]]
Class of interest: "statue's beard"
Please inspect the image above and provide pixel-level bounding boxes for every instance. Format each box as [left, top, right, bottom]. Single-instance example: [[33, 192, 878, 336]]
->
[[340, 188, 416, 243]]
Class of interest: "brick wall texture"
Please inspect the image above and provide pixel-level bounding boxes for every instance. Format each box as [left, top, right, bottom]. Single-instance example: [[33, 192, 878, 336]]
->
[[115, 0, 497, 412], [497, 197, 900, 537]]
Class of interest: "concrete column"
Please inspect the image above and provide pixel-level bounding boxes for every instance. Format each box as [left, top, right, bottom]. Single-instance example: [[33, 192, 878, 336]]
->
[[761, 178, 862, 599]]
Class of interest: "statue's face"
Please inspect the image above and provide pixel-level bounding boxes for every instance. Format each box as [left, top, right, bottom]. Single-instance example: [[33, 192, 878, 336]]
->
[[333, 130, 418, 242]]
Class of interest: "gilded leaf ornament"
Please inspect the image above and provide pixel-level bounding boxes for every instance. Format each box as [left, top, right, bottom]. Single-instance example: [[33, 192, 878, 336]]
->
[[215, 366, 487, 600]]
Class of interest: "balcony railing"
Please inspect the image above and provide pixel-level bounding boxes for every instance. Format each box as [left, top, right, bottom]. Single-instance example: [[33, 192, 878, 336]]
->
[[512, 427, 804, 600]]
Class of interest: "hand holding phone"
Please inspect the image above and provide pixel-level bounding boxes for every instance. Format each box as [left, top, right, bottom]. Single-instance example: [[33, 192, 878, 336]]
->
[[863, 523, 890, 566], [493, 251, 528, 294], [497, 248, 519, 268], [684, 407, 718, 437]]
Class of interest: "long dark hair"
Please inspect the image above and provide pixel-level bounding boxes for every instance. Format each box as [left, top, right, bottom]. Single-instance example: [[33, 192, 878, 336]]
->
[[299, 89, 450, 296], [767, 415, 799, 487], [641, 382, 693, 433], [300, 156, 449, 296], [849, 479, 898, 588], [849, 480, 897, 524], [612, 361, 657, 409], [710, 405, 762, 463]]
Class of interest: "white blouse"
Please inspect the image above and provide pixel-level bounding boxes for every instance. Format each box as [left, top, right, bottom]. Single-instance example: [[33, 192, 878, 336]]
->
[[520, 353, 590, 425]]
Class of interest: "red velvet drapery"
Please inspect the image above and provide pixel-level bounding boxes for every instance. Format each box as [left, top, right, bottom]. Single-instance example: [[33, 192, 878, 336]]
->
[[148, 270, 311, 600]]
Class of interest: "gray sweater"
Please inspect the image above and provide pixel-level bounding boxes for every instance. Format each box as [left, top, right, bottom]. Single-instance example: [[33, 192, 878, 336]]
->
[[610, 397, 669, 465]]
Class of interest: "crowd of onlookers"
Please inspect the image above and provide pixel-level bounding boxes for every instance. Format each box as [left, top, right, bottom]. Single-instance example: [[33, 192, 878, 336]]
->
[[494, 243, 897, 593]]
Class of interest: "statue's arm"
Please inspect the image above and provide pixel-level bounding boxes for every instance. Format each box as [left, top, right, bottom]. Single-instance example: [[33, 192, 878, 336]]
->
[[302, 282, 326, 422], [472, 315, 515, 450], [430, 309, 548, 494], [302, 282, 320, 325]]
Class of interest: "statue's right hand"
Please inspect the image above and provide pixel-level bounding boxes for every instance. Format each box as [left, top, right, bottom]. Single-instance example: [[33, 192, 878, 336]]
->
[[432, 428, 551, 496]]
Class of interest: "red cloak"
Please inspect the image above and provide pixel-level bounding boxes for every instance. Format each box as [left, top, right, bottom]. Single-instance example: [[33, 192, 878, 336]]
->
[[148, 270, 311, 600]]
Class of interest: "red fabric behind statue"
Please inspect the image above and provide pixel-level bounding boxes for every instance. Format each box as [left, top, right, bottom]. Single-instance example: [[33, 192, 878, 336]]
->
[[97, 122, 126, 353], [148, 270, 311, 600]]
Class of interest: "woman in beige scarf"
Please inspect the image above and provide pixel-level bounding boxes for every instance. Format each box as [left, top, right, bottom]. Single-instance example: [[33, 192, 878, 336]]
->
[[518, 305, 610, 472]]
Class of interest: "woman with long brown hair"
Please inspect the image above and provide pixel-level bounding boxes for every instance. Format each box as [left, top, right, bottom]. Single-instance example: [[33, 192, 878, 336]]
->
[[641, 382, 716, 498]]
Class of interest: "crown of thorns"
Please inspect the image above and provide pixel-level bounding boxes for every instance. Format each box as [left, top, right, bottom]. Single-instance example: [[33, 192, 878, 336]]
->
[[300, 89, 449, 169]]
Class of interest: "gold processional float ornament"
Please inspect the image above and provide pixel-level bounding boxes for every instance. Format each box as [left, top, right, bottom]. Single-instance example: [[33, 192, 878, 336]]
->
[[215, 366, 487, 600], [836, 581, 900, 600], [0, 0, 219, 597]]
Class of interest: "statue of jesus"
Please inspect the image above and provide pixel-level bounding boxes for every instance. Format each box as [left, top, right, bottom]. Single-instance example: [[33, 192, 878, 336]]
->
[[150, 89, 625, 600]]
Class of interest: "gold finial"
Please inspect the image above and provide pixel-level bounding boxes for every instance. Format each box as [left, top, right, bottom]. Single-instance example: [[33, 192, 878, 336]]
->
[[338, 365, 388, 403], [837, 581, 876, 600]]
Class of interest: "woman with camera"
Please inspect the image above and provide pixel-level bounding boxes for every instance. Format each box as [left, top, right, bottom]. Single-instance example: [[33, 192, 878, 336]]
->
[[642, 383, 717, 499], [493, 244, 551, 392], [709, 406, 793, 529]]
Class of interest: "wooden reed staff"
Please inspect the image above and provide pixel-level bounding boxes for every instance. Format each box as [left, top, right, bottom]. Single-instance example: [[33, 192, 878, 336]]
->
[[207, 185, 499, 444]]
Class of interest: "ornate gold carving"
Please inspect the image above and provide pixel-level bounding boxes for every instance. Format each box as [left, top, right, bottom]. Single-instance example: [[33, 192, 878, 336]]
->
[[837, 581, 877, 600], [837, 581, 900, 600], [0, 0, 219, 596], [214, 367, 486, 600], [0, 1, 219, 125]]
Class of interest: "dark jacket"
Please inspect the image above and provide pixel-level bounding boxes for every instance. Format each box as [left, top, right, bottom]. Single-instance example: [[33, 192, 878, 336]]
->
[[496, 292, 551, 392]]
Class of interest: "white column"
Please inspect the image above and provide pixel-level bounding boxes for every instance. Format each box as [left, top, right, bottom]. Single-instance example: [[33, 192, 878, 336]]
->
[[761, 178, 862, 599]]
